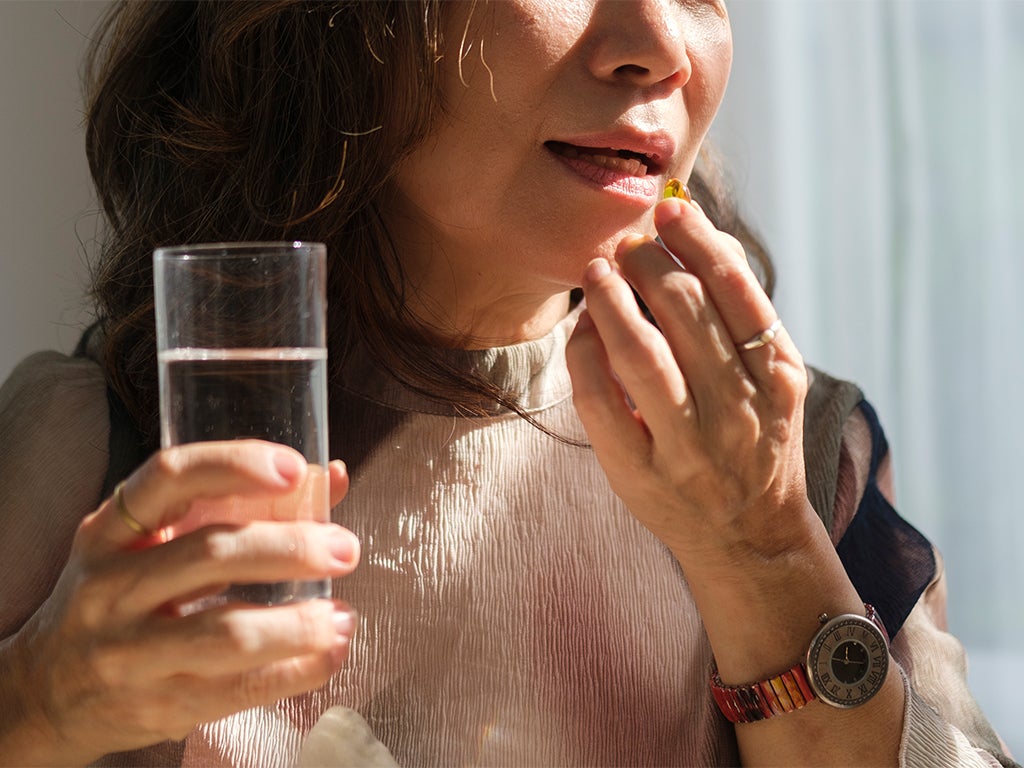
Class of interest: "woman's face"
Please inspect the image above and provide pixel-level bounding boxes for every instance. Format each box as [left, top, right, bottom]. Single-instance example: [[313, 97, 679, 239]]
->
[[387, 0, 733, 339]]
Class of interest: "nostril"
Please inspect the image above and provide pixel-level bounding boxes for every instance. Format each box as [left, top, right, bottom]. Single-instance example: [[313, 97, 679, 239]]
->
[[614, 64, 651, 78]]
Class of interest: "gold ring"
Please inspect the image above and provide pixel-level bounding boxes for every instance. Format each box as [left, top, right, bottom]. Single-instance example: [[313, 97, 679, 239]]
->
[[114, 481, 153, 537], [738, 318, 783, 352]]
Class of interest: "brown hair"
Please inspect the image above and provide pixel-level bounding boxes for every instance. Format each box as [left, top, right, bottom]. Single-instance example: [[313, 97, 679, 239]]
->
[[84, 0, 773, 449]]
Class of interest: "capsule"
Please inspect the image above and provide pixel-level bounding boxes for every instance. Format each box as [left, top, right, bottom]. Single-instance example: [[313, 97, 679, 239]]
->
[[663, 178, 692, 202]]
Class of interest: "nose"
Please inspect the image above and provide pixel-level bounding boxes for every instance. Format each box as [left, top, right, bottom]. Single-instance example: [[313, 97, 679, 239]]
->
[[585, 0, 693, 89]]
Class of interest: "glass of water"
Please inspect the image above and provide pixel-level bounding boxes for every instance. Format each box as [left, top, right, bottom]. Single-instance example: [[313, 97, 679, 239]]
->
[[153, 241, 329, 609]]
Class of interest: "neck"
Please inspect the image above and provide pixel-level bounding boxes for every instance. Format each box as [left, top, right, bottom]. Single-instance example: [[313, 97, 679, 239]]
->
[[406, 280, 574, 350], [384, 203, 576, 349]]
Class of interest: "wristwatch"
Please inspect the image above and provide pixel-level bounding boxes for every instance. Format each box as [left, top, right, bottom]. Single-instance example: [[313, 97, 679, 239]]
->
[[710, 604, 889, 724]]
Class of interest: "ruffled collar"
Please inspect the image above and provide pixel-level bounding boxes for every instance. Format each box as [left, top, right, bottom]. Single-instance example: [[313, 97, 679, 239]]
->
[[334, 304, 583, 417]]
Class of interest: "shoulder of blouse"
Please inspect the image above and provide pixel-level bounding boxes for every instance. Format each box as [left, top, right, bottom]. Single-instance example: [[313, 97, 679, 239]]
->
[[0, 350, 109, 638], [803, 364, 864, 534]]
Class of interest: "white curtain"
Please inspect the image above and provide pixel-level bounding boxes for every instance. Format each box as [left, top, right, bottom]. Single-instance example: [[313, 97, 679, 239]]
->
[[712, 0, 1024, 754]]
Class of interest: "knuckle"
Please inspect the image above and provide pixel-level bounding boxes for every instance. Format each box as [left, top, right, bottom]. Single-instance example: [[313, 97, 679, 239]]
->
[[770, 358, 808, 408], [198, 527, 242, 565], [86, 641, 130, 689], [150, 446, 190, 483], [632, 351, 679, 388], [293, 600, 334, 651], [233, 665, 277, 709], [74, 565, 121, 630], [655, 271, 703, 309], [214, 612, 262, 656], [764, 413, 799, 449], [712, 262, 750, 301], [722, 364, 759, 403]]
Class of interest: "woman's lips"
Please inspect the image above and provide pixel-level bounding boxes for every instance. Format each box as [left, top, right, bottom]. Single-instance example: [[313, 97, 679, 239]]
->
[[545, 140, 659, 199], [547, 141, 650, 175]]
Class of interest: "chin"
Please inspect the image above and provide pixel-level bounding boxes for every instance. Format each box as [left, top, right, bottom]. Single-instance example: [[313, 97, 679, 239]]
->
[[498, 211, 654, 288], [588, 224, 651, 261], [549, 240, 626, 289]]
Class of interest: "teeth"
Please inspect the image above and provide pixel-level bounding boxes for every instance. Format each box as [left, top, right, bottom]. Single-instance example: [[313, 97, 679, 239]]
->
[[549, 142, 650, 175], [589, 153, 647, 175]]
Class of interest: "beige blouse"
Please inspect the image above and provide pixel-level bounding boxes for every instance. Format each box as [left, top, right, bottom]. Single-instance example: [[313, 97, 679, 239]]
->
[[0, 309, 1015, 767]]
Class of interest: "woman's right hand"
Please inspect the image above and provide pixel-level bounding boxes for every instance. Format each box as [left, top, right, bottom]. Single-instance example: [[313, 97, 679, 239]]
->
[[0, 440, 360, 766]]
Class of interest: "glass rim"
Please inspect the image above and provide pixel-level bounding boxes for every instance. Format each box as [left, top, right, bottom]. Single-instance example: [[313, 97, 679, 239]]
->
[[153, 241, 325, 260]]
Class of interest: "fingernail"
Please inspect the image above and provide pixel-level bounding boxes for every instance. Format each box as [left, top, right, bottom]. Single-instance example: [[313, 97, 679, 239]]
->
[[654, 197, 691, 229], [272, 450, 305, 483], [333, 609, 357, 637], [328, 527, 360, 567], [657, 196, 686, 214], [584, 258, 611, 283], [615, 234, 649, 259]]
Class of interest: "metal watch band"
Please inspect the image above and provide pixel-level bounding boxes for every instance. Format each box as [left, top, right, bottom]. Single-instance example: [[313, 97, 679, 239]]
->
[[710, 661, 815, 724], [862, 602, 889, 643], [709, 603, 887, 724]]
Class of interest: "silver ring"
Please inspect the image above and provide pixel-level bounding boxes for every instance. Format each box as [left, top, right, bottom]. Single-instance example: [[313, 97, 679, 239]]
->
[[737, 318, 783, 352]]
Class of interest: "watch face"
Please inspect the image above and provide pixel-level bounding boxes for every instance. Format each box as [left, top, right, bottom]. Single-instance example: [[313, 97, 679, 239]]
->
[[807, 614, 889, 708]]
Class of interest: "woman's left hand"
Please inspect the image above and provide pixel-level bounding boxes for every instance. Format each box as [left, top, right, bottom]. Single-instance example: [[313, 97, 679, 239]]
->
[[566, 196, 811, 574], [567, 198, 908, 764]]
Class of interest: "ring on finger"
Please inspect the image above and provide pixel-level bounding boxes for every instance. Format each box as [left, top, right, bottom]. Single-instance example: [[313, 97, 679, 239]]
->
[[114, 481, 155, 537], [737, 318, 783, 352]]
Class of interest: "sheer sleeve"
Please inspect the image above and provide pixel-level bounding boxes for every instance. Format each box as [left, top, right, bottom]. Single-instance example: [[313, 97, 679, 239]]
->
[[0, 351, 109, 638], [831, 402, 1018, 768]]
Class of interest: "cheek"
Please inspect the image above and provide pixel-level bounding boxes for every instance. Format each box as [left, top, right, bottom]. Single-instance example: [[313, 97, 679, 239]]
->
[[686, 19, 733, 130]]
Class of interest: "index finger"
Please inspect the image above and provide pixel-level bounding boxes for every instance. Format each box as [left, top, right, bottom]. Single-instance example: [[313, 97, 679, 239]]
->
[[79, 440, 309, 556], [653, 197, 779, 353]]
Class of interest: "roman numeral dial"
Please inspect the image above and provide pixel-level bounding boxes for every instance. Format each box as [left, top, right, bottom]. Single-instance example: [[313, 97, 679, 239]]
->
[[806, 609, 889, 709]]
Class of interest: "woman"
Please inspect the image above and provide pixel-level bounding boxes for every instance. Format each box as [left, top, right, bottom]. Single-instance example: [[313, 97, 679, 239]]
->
[[0, 1, 1014, 765]]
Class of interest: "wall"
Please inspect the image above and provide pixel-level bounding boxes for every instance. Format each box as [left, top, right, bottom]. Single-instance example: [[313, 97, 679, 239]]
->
[[0, 1, 107, 382]]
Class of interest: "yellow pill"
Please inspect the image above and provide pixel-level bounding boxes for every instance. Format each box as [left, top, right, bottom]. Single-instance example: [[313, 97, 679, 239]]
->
[[663, 178, 692, 202]]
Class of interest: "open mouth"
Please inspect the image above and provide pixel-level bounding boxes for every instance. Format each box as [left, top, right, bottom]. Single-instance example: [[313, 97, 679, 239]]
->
[[544, 141, 659, 177]]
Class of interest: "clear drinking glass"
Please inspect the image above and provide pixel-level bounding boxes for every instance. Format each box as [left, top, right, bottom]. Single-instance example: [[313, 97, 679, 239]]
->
[[153, 241, 329, 608]]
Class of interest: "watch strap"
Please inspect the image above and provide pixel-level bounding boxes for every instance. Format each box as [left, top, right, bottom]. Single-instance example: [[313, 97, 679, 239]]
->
[[710, 661, 815, 724]]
